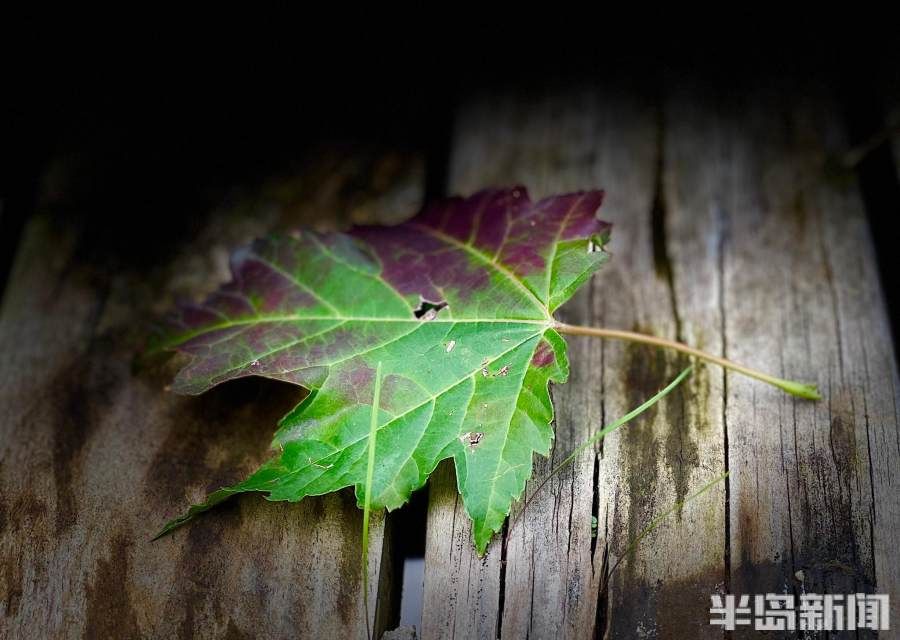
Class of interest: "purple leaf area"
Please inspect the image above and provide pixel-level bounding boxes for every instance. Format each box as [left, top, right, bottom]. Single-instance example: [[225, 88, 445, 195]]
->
[[355, 188, 608, 313], [154, 186, 610, 553]]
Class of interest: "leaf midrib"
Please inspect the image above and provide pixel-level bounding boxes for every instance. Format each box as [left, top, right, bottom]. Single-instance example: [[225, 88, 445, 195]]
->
[[163, 315, 552, 351]]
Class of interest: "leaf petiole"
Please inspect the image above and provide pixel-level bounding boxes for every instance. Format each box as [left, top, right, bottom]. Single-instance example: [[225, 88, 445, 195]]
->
[[553, 322, 820, 400]]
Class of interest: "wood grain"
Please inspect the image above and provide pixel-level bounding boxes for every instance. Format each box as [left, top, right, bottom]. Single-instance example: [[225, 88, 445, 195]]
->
[[420, 81, 899, 639], [0, 150, 423, 639], [707, 83, 900, 638], [421, 87, 728, 639], [2, 83, 897, 639]]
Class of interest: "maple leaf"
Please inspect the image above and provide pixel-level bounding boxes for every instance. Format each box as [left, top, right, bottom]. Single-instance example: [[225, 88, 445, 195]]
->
[[154, 187, 609, 552], [152, 185, 819, 553]]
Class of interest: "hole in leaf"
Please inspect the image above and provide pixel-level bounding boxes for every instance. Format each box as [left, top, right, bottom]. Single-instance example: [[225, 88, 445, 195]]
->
[[413, 298, 448, 320], [460, 431, 484, 449]]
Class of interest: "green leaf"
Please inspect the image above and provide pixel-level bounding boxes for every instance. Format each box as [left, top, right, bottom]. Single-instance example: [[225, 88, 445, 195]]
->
[[153, 187, 609, 553]]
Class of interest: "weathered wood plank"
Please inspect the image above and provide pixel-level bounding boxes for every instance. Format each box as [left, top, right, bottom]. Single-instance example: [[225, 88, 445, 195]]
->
[[701, 83, 900, 638], [0, 150, 423, 638], [5, 84, 896, 639], [421, 87, 729, 638], [594, 88, 730, 640], [421, 460, 503, 639], [422, 82, 899, 639]]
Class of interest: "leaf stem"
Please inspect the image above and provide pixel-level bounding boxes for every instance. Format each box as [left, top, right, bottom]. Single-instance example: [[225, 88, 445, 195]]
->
[[553, 322, 820, 400]]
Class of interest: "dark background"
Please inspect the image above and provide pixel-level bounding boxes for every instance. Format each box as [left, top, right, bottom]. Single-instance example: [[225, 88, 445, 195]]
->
[[3, 33, 899, 345]]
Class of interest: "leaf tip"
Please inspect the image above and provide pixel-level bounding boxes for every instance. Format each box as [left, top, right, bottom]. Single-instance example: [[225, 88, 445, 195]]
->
[[151, 516, 190, 541], [473, 532, 491, 557], [471, 516, 507, 556], [774, 379, 821, 400]]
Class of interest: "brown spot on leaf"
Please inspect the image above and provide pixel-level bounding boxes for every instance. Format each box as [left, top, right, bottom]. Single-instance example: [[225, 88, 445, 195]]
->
[[460, 432, 485, 449]]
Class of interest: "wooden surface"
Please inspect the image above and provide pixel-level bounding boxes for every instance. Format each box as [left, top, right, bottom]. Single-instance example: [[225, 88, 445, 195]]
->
[[0, 151, 422, 639], [2, 81, 899, 639], [421, 81, 900, 640]]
